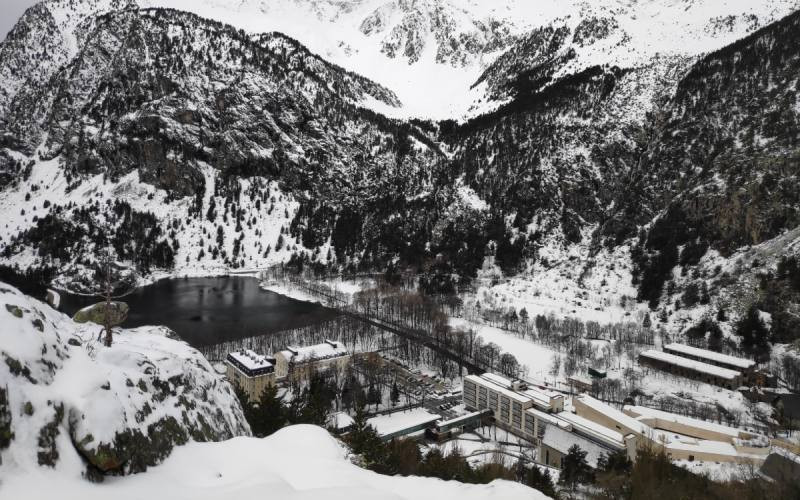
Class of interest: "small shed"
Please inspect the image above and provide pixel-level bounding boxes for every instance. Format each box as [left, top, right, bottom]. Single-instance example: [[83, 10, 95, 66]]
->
[[588, 367, 607, 379], [568, 375, 594, 393]]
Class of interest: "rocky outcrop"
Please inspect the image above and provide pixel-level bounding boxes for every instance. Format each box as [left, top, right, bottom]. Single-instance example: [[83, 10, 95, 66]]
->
[[72, 301, 129, 327], [0, 282, 250, 478]]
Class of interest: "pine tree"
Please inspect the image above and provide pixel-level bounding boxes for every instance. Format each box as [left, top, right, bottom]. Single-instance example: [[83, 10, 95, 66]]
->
[[559, 444, 594, 492], [252, 384, 286, 437], [390, 381, 400, 407], [525, 465, 557, 498], [348, 401, 382, 460], [367, 382, 381, 411], [735, 305, 771, 362]]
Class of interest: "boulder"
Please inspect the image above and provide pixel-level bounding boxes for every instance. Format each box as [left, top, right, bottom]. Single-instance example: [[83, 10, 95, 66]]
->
[[72, 301, 129, 327]]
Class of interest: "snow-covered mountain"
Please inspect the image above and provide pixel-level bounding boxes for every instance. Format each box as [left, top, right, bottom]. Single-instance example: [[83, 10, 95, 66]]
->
[[2, 0, 798, 120], [0, 0, 798, 339]]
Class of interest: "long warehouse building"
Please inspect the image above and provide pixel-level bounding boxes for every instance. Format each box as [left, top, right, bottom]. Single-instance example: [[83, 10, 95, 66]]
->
[[638, 349, 743, 389]]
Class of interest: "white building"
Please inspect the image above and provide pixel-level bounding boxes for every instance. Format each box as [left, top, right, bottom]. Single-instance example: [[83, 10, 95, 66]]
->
[[463, 373, 564, 439], [226, 350, 276, 401], [639, 349, 743, 389], [275, 340, 350, 380], [662, 343, 759, 384]]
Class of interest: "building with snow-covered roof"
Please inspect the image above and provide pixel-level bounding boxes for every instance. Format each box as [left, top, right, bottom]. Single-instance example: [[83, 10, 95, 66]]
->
[[368, 408, 441, 441], [524, 387, 565, 413], [463, 373, 564, 440], [523, 407, 567, 443], [539, 424, 624, 469], [574, 396, 769, 465], [567, 375, 593, 393], [663, 344, 757, 382], [622, 405, 757, 443], [638, 349, 743, 389], [226, 350, 276, 401], [275, 340, 350, 381], [463, 374, 533, 434]]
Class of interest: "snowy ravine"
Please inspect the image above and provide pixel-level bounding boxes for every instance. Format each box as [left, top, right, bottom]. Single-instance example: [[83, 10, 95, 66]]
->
[[0, 281, 250, 478], [1, 425, 547, 500]]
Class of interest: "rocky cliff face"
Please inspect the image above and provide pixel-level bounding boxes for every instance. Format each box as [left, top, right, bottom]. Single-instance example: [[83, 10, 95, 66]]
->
[[0, 281, 250, 477], [357, 0, 514, 66]]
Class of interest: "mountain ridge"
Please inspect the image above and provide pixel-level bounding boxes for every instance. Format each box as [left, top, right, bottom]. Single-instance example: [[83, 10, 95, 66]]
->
[[0, 0, 798, 342]]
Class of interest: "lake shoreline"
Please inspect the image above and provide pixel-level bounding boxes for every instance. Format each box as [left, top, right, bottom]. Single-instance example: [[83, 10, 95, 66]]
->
[[56, 276, 338, 348]]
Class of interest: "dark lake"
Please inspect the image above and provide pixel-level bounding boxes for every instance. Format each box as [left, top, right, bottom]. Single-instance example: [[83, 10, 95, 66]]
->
[[58, 276, 338, 347]]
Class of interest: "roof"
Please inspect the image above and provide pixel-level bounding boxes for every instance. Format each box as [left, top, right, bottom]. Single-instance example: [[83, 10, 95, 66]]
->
[[280, 340, 348, 364], [525, 407, 567, 428], [623, 405, 744, 439], [367, 408, 440, 438], [663, 343, 756, 370], [471, 374, 533, 404], [437, 409, 492, 430], [523, 387, 563, 408], [556, 411, 625, 449], [541, 424, 618, 468], [576, 395, 652, 436], [329, 412, 355, 430], [665, 436, 739, 456], [480, 372, 515, 388], [639, 349, 741, 380], [227, 350, 274, 376]]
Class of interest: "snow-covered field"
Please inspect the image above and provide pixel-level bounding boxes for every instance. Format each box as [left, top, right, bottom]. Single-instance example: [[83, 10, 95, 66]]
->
[[450, 317, 557, 382]]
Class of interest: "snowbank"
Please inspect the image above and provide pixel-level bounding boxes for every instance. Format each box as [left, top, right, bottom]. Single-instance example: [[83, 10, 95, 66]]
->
[[260, 282, 321, 304], [1, 425, 548, 500]]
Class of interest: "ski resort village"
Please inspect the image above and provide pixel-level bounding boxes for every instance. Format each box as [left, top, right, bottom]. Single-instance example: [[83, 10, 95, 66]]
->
[[214, 275, 798, 487]]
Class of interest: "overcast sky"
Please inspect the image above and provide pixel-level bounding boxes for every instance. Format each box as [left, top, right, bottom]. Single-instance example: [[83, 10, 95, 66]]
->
[[2, 0, 38, 41]]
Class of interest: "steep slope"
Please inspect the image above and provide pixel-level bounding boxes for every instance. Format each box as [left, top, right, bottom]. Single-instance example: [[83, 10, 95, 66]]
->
[[0, 7, 441, 285], [0, 281, 249, 477], [627, 9, 800, 310], [151, 0, 799, 119], [4, 0, 797, 121]]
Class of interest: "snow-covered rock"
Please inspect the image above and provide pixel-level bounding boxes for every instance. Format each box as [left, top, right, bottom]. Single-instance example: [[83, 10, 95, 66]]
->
[[0, 281, 250, 478], [1, 424, 549, 499]]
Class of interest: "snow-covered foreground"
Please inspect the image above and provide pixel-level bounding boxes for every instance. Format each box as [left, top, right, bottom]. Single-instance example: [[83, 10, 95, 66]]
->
[[2, 425, 548, 500]]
